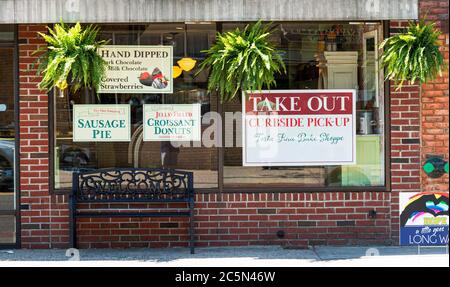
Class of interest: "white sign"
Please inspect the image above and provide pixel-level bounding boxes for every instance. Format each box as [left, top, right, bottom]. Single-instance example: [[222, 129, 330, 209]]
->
[[143, 104, 201, 141], [73, 105, 131, 142], [243, 90, 356, 166], [98, 45, 173, 94]]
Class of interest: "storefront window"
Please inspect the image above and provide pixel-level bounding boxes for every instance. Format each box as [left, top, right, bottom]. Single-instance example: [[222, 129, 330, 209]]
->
[[52, 22, 386, 191], [54, 24, 219, 189], [0, 24, 16, 244], [0, 25, 14, 43], [222, 22, 385, 188]]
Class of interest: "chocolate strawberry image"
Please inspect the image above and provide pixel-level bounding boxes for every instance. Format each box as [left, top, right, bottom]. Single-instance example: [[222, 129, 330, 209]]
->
[[138, 72, 153, 86], [151, 67, 169, 89]]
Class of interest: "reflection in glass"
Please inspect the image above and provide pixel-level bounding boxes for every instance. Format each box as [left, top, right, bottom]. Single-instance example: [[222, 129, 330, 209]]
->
[[0, 38, 16, 244], [54, 24, 218, 190], [0, 216, 15, 244], [223, 22, 385, 187], [54, 22, 386, 190]]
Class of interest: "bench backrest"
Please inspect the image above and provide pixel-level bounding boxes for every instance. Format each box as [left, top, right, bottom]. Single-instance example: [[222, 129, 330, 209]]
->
[[72, 168, 194, 203]]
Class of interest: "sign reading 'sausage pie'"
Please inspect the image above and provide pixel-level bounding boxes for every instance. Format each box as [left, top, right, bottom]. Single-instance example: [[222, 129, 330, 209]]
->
[[73, 105, 131, 142], [97, 45, 173, 94], [143, 104, 201, 141]]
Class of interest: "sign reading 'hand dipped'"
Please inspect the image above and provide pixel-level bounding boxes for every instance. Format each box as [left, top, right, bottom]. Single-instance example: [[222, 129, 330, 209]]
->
[[97, 45, 173, 94]]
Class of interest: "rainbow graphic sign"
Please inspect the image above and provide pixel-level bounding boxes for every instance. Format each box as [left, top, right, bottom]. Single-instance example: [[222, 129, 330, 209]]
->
[[400, 192, 449, 246]]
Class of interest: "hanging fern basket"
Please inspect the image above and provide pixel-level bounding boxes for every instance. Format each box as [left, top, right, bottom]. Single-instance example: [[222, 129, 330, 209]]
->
[[33, 21, 109, 95], [197, 21, 286, 103], [379, 19, 445, 89]]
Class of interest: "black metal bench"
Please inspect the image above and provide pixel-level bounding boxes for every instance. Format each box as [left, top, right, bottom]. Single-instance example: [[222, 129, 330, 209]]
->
[[69, 168, 195, 254]]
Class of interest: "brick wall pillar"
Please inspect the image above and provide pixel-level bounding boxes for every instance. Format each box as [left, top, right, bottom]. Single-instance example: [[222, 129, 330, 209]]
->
[[388, 81, 422, 243], [387, 21, 423, 244], [419, 0, 449, 193], [388, 0, 450, 243], [18, 25, 68, 248]]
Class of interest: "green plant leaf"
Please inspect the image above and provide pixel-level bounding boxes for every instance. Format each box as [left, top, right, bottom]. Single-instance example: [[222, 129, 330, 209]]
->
[[379, 19, 446, 88], [33, 21, 109, 94], [196, 21, 286, 103]]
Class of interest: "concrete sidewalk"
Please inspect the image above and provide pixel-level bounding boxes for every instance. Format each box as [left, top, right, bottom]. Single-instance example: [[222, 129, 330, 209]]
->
[[0, 246, 448, 267]]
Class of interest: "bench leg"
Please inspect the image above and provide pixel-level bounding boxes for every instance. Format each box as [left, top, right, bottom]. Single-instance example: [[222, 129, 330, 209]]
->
[[69, 196, 76, 248], [70, 216, 77, 248], [189, 200, 195, 254]]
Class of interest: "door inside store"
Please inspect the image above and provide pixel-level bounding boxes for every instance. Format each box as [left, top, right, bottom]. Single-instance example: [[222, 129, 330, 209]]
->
[[0, 25, 17, 247]]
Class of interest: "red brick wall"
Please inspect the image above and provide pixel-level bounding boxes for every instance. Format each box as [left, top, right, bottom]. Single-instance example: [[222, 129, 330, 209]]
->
[[74, 193, 390, 249], [18, 25, 69, 248], [387, 21, 423, 245], [385, 1, 450, 243], [419, 0, 449, 193], [16, 0, 449, 248]]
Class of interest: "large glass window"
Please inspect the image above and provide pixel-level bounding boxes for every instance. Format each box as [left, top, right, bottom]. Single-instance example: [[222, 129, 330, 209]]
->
[[0, 24, 16, 245], [54, 24, 219, 189], [52, 22, 386, 191], [223, 22, 385, 188]]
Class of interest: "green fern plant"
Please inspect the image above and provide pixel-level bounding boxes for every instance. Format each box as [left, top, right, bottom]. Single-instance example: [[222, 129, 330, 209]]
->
[[197, 21, 286, 103], [33, 21, 109, 93], [379, 20, 445, 89]]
